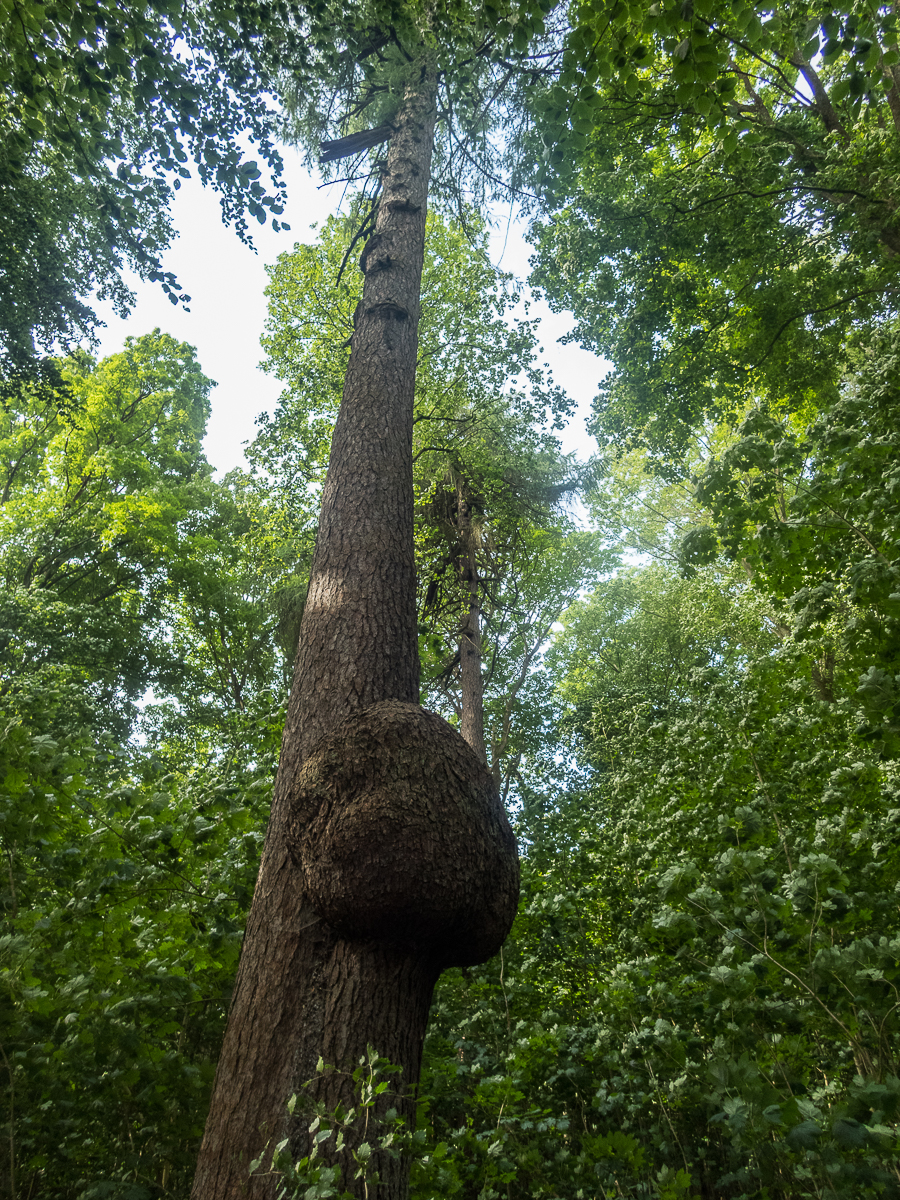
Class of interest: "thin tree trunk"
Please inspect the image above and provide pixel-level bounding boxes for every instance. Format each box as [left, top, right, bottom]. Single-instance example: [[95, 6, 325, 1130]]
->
[[456, 483, 486, 763], [192, 68, 518, 1200]]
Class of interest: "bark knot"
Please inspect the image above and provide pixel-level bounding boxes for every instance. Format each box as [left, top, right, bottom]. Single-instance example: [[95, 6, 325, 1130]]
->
[[287, 701, 520, 966], [364, 301, 410, 323], [359, 233, 394, 275], [385, 199, 422, 214]]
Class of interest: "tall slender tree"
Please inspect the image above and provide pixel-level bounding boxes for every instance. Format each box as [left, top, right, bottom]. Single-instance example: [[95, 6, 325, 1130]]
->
[[453, 478, 487, 761], [191, 1, 567, 1184]]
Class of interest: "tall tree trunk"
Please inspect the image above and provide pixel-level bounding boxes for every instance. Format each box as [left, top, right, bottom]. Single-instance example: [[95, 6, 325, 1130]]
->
[[192, 69, 519, 1200], [456, 482, 486, 763]]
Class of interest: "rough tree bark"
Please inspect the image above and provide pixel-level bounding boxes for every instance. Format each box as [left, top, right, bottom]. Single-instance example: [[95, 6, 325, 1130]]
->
[[191, 67, 519, 1200]]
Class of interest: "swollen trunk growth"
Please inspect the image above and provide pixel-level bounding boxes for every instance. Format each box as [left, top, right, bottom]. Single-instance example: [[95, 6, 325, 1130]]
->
[[192, 70, 519, 1200]]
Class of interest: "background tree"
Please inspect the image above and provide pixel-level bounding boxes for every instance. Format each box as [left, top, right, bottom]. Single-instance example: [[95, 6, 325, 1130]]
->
[[146, 476, 315, 756], [1, 331, 214, 733], [529, 0, 900, 462], [0, 334, 310, 1198], [0, 0, 296, 383], [385, 9, 900, 1193], [416, 464, 605, 793], [525, 0, 900, 767], [685, 326, 900, 751]]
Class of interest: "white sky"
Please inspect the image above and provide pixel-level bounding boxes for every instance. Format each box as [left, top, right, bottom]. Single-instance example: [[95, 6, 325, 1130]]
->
[[93, 145, 606, 475]]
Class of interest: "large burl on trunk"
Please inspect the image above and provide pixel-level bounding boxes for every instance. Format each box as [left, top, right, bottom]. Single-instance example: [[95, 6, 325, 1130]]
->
[[292, 702, 517, 963], [192, 67, 520, 1200], [281, 701, 518, 1196]]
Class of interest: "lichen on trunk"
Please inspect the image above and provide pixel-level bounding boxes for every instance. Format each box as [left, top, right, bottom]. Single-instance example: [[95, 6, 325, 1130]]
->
[[192, 67, 520, 1200]]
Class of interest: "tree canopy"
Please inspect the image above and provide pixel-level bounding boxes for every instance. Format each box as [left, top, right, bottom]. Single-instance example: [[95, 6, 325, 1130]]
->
[[530, 0, 900, 460], [0, 0, 299, 381]]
